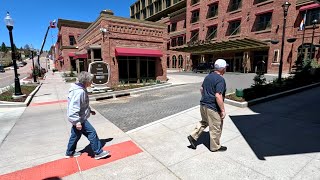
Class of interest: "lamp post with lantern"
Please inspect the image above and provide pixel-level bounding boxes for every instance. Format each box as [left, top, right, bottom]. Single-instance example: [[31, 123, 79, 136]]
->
[[4, 12, 23, 97], [278, 1, 291, 82]]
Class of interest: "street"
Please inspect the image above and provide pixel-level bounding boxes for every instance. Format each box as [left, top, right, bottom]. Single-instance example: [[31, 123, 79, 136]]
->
[[92, 72, 278, 132], [0, 57, 47, 88]]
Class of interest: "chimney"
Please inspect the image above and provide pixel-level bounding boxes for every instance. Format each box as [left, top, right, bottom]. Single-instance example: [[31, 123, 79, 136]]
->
[[100, 10, 114, 16]]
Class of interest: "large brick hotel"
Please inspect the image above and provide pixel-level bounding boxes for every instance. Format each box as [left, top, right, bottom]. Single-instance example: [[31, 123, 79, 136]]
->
[[53, 0, 320, 87], [131, 0, 320, 73]]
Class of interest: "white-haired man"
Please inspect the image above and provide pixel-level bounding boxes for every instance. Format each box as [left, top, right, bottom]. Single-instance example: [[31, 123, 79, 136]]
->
[[66, 71, 109, 160], [188, 59, 228, 152]]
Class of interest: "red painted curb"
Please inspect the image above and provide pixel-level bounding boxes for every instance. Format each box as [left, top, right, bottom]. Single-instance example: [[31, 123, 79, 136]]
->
[[0, 140, 143, 180], [29, 100, 67, 106]]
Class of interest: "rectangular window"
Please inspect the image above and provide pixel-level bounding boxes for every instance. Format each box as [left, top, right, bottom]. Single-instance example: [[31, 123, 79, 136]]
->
[[131, 6, 135, 16], [136, 3, 141, 11], [207, 3, 218, 18], [191, 0, 199, 5], [273, 49, 279, 63], [256, 13, 272, 31], [171, 38, 177, 47], [158, 0, 162, 12], [166, 0, 171, 7], [206, 26, 217, 40], [184, 20, 186, 28], [191, 10, 200, 23], [254, 0, 268, 4], [306, 8, 320, 26], [229, 0, 242, 12], [150, 5, 154, 16], [190, 30, 199, 42], [168, 25, 170, 33], [136, 13, 140, 19], [229, 20, 241, 35], [142, 0, 146, 8], [142, 9, 147, 19], [177, 36, 184, 46], [69, 36, 76, 46], [148, 0, 152, 5], [174, 0, 179, 4], [171, 22, 177, 32]]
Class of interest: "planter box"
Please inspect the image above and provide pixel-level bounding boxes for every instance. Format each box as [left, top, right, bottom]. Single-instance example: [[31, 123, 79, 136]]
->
[[0, 83, 42, 108], [225, 82, 320, 108]]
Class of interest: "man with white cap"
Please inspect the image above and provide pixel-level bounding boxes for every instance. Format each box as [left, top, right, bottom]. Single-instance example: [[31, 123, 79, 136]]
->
[[188, 59, 228, 152]]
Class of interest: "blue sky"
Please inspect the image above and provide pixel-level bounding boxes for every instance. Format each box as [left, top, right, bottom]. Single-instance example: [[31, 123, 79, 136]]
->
[[0, 0, 137, 51]]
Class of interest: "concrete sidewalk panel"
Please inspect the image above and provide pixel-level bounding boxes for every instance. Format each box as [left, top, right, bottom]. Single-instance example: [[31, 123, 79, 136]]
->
[[160, 114, 199, 130], [81, 152, 165, 180], [223, 136, 312, 179], [0, 152, 65, 175], [169, 151, 269, 180], [129, 123, 171, 140], [132, 130, 207, 166], [63, 173, 83, 180], [140, 168, 179, 180], [292, 159, 320, 180], [174, 123, 240, 145]]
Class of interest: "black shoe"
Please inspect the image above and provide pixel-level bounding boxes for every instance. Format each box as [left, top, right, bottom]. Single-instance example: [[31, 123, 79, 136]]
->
[[187, 135, 197, 149], [211, 146, 227, 152]]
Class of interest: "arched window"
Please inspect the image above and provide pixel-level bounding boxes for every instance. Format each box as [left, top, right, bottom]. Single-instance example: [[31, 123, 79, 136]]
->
[[178, 55, 183, 68], [172, 55, 177, 68]]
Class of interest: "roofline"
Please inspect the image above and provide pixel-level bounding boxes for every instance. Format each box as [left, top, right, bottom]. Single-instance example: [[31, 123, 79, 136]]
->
[[57, 18, 92, 29], [78, 12, 166, 42]]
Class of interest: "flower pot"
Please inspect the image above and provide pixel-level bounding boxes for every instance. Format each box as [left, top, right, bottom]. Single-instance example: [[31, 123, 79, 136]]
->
[[236, 89, 244, 97]]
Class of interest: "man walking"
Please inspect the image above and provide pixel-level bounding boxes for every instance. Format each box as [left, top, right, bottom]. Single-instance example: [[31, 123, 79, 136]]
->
[[66, 71, 109, 160], [188, 59, 228, 152]]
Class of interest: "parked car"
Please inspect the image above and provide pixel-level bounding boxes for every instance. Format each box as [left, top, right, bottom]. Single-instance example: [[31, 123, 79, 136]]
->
[[0, 65, 5, 73], [193, 63, 214, 73]]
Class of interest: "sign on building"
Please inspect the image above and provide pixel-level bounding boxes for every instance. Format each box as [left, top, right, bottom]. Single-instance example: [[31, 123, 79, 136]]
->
[[88, 61, 110, 85]]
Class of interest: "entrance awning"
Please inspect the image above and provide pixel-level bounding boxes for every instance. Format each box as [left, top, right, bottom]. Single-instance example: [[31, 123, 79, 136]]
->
[[173, 38, 269, 54], [115, 47, 163, 57], [299, 3, 320, 11], [68, 52, 76, 57], [75, 53, 88, 59]]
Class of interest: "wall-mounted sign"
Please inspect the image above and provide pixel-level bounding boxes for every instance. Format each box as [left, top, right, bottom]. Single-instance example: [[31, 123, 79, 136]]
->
[[88, 62, 110, 85]]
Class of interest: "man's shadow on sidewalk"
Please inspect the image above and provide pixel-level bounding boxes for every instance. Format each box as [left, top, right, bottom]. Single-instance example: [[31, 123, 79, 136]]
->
[[80, 138, 113, 158], [187, 132, 211, 150]]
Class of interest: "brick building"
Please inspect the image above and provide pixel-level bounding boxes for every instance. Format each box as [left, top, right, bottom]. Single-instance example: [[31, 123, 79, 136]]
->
[[55, 10, 167, 87], [55, 19, 91, 71], [131, 0, 320, 74], [131, 0, 192, 71]]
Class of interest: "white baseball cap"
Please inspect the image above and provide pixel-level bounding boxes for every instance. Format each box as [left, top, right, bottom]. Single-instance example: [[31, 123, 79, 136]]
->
[[214, 59, 228, 69]]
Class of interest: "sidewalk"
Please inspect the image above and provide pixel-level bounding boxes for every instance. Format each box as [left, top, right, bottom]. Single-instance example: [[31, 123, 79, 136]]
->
[[0, 72, 319, 179]]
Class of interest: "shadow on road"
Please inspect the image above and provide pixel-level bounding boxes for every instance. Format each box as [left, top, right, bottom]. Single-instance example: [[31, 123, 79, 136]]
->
[[80, 138, 113, 157], [229, 88, 320, 160], [43, 177, 62, 180]]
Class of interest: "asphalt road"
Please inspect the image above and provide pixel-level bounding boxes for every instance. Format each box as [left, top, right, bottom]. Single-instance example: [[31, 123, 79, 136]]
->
[[0, 57, 47, 89], [92, 72, 283, 132]]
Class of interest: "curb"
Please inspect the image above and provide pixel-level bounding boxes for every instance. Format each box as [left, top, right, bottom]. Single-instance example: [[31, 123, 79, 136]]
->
[[225, 82, 320, 108], [89, 83, 174, 101], [0, 83, 42, 108]]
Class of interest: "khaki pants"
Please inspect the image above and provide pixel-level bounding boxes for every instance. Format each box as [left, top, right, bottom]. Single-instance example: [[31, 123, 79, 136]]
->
[[191, 105, 223, 151]]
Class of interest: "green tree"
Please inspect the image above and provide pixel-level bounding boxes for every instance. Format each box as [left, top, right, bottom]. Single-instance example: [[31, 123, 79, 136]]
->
[[1, 42, 7, 52]]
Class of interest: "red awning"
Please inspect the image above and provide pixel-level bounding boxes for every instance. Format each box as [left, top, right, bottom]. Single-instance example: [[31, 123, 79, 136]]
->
[[299, 3, 320, 11], [75, 54, 88, 59], [228, 17, 242, 22], [115, 47, 163, 57], [255, 9, 273, 16], [68, 52, 76, 57]]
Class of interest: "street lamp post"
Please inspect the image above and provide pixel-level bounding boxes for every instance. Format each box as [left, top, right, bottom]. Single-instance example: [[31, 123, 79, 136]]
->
[[30, 45, 37, 82], [309, 19, 318, 59], [278, 2, 291, 82], [4, 12, 23, 97]]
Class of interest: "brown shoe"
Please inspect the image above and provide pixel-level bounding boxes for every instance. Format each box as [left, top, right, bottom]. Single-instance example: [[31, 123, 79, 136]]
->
[[211, 146, 227, 152], [187, 135, 197, 149]]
